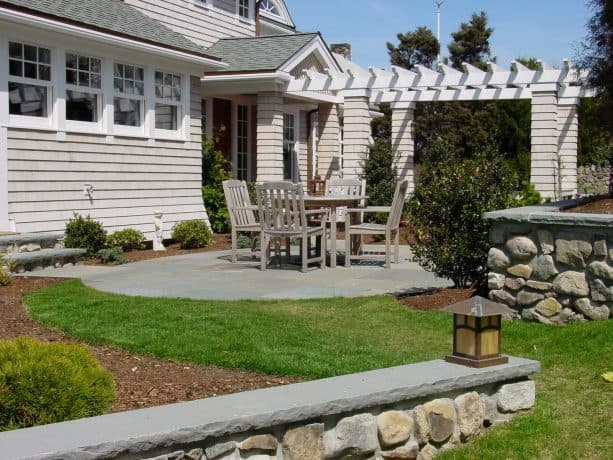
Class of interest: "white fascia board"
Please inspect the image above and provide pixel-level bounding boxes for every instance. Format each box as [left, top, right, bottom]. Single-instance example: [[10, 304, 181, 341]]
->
[[201, 72, 291, 84], [279, 36, 342, 74], [284, 91, 342, 104], [0, 7, 227, 70]]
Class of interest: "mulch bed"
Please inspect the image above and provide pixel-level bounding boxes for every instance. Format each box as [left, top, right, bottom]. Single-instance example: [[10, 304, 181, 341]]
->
[[562, 196, 613, 214], [0, 276, 298, 413], [397, 287, 476, 311]]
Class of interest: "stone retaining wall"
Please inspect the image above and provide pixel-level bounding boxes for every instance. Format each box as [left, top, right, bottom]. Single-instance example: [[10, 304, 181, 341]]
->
[[577, 164, 610, 195], [0, 358, 539, 460], [485, 203, 613, 324]]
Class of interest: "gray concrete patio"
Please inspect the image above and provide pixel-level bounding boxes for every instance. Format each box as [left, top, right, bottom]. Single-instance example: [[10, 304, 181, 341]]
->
[[25, 244, 452, 300]]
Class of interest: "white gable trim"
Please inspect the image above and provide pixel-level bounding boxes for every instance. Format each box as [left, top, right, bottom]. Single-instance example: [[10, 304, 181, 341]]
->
[[0, 7, 227, 69], [279, 35, 341, 75]]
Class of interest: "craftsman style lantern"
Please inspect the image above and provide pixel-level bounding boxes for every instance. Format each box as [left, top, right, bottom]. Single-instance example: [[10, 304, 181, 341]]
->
[[440, 296, 514, 368]]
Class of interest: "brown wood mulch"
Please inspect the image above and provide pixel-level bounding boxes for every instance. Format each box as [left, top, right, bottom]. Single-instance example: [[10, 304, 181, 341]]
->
[[0, 276, 299, 413], [562, 196, 613, 214]]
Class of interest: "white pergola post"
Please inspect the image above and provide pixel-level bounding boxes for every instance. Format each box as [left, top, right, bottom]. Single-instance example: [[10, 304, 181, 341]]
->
[[530, 84, 560, 199], [317, 102, 340, 180], [557, 99, 579, 196], [256, 92, 285, 181], [342, 93, 371, 180], [391, 103, 416, 195]]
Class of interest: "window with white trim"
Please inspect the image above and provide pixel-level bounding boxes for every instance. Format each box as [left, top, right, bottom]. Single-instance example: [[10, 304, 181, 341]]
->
[[155, 71, 181, 131], [236, 104, 249, 180], [238, 0, 250, 19], [113, 63, 144, 127], [283, 113, 296, 181], [8, 41, 51, 118], [65, 53, 102, 123], [259, 0, 280, 16]]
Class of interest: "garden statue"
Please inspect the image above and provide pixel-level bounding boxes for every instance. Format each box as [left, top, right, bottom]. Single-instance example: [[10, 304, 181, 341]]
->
[[153, 210, 166, 251]]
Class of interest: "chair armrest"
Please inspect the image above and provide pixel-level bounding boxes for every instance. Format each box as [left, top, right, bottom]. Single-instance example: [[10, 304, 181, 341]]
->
[[345, 206, 390, 214]]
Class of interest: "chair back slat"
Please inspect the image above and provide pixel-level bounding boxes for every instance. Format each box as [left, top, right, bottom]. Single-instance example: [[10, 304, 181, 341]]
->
[[256, 182, 307, 233], [223, 180, 257, 227], [387, 180, 409, 230], [325, 178, 364, 197]]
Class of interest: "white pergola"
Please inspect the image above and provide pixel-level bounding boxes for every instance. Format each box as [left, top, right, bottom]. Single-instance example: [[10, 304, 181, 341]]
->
[[285, 54, 594, 198]]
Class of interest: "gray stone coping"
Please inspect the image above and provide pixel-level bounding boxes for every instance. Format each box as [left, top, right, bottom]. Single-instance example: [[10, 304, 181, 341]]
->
[[4, 248, 86, 263], [0, 357, 540, 460], [484, 199, 613, 227], [0, 232, 63, 246]]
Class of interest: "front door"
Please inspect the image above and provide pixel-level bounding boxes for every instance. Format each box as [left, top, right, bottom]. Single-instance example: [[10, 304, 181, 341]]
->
[[213, 98, 232, 164]]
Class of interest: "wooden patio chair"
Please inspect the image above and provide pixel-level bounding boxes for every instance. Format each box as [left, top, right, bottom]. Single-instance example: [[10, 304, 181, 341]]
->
[[223, 180, 261, 263], [256, 182, 327, 273], [344, 180, 408, 269], [325, 178, 366, 222]]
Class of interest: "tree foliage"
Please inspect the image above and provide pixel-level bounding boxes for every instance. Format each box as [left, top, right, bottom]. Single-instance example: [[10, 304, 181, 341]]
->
[[408, 137, 517, 288], [387, 26, 440, 70], [448, 11, 493, 70], [202, 138, 232, 233], [578, 97, 613, 165], [579, 0, 613, 136]]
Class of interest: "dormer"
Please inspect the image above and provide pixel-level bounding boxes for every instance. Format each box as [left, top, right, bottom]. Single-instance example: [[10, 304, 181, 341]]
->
[[257, 0, 296, 35]]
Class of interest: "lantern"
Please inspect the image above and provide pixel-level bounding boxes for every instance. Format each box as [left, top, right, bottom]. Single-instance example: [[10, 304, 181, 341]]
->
[[440, 296, 514, 368]]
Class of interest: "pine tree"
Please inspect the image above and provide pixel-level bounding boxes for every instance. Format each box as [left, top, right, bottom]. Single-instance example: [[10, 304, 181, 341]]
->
[[386, 26, 440, 70]]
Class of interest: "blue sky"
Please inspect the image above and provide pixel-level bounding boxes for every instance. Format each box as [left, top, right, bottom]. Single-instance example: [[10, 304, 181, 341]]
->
[[284, 0, 593, 70]]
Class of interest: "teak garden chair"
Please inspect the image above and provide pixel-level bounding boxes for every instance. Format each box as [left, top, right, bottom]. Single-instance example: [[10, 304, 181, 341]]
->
[[344, 180, 408, 269], [223, 180, 260, 263], [256, 182, 327, 273], [324, 178, 366, 222]]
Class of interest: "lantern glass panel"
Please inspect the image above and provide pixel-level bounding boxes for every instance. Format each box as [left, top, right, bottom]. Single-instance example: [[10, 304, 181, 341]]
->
[[490, 316, 500, 327], [456, 328, 475, 356], [466, 316, 476, 328], [456, 315, 465, 326], [480, 329, 499, 356]]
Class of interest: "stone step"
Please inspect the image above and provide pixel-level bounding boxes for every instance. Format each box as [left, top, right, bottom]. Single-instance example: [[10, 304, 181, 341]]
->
[[0, 232, 64, 255], [5, 248, 86, 273]]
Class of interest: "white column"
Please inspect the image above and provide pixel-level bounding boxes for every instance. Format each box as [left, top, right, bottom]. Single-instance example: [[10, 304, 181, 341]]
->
[[530, 84, 559, 199], [557, 99, 579, 197], [0, 37, 9, 230], [391, 103, 416, 194], [317, 103, 340, 180], [256, 92, 284, 181], [342, 93, 371, 180]]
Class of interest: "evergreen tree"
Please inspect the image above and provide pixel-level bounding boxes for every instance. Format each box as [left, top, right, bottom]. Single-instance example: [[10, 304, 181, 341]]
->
[[386, 27, 440, 70], [448, 11, 493, 70]]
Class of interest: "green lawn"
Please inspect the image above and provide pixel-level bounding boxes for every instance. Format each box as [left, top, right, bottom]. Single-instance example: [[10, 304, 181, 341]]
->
[[26, 280, 612, 459]]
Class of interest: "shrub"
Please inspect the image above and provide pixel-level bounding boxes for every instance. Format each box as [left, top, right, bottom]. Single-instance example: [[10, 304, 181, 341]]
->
[[0, 255, 12, 286], [97, 247, 127, 265], [172, 220, 212, 249], [202, 139, 232, 233], [64, 213, 107, 258], [408, 137, 517, 287], [0, 338, 114, 431], [517, 180, 543, 206], [107, 228, 146, 251], [360, 138, 398, 208]]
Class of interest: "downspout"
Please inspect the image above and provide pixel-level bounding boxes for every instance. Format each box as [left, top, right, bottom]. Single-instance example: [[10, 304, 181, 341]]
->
[[306, 108, 319, 180]]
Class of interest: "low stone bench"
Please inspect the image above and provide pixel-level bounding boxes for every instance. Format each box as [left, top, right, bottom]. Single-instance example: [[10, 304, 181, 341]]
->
[[0, 232, 63, 255], [0, 356, 540, 460], [5, 248, 86, 273]]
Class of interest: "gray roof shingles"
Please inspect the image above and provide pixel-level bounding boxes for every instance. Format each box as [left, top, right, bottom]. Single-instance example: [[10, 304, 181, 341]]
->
[[0, 0, 220, 60], [206, 33, 319, 72]]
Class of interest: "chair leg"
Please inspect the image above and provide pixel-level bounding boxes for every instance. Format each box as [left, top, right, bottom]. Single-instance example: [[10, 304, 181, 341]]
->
[[320, 232, 327, 269], [301, 236, 308, 273], [231, 228, 237, 263], [385, 229, 391, 269], [394, 230, 400, 263], [345, 214, 351, 267], [251, 232, 258, 259], [261, 234, 269, 271]]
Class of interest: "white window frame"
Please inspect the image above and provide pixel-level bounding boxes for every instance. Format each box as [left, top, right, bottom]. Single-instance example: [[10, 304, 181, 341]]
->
[[64, 51, 103, 132], [6, 40, 53, 129], [153, 69, 184, 138], [283, 110, 299, 183], [236, 0, 254, 22], [259, 0, 281, 17], [112, 61, 146, 136]]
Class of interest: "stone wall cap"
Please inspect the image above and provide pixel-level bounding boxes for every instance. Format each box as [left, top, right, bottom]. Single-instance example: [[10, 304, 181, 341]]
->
[[0, 357, 539, 460]]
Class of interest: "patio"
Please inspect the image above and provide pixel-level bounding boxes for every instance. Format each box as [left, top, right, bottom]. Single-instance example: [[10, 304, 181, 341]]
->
[[25, 244, 452, 300]]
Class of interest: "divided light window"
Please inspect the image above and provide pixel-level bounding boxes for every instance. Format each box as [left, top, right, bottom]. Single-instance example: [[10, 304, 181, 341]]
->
[[65, 53, 102, 123], [238, 0, 250, 19], [8, 42, 51, 118], [283, 113, 296, 181], [236, 105, 248, 180], [114, 63, 145, 127], [155, 71, 181, 131]]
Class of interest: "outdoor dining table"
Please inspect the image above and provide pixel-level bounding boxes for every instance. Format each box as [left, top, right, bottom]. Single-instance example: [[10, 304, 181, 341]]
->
[[303, 194, 367, 268]]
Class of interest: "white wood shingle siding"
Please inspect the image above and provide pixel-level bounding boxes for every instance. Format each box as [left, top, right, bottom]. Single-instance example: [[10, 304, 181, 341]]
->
[[123, 0, 255, 49], [7, 77, 204, 238]]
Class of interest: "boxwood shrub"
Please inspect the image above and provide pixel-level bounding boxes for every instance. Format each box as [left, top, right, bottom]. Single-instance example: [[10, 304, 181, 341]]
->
[[0, 338, 115, 431], [171, 220, 212, 249]]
